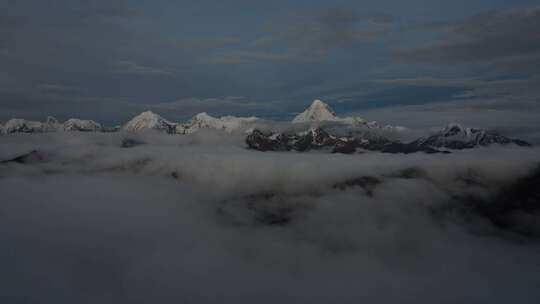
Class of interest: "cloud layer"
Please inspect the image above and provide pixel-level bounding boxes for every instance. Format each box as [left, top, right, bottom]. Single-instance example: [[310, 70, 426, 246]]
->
[[1, 132, 540, 303]]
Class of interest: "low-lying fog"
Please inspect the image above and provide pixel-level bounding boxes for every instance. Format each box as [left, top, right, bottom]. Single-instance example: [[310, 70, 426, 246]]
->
[[1, 131, 540, 303]]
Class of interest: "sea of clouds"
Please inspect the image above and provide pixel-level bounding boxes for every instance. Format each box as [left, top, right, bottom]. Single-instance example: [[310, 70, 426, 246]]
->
[[1, 131, 540, 303]]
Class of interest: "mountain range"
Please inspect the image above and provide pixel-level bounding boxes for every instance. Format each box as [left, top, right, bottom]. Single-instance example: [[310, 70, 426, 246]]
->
[[1, 116, 102, 134], [0, 99, 532, 153], [245, 124, 530, 154]]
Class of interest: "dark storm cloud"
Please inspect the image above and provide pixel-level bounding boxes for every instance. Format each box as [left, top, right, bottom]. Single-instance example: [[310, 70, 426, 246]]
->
[[0, 0, 278, 120], [206, 8, 396, 64], [395, 7, 540, 72], [0, 0, 136, 28], [0, 0, 146, 83], [2, 0, 540, 123], [254, 8, 392, 49], [0, 0, 186, 121]]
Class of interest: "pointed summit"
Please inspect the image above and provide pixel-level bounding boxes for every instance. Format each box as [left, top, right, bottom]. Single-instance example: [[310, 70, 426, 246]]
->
[[292, 99, 340, 123], [123, 111, 176, 133], [440, 123, 468, 137]]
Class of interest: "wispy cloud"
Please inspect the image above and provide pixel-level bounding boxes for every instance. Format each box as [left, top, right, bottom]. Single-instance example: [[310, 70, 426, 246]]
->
[[165, 36, 241, 50], [36, 84, 80, 95], [109, 60, 173, 77], [201, 50, 314, 64], [372, 77, 488, 88]]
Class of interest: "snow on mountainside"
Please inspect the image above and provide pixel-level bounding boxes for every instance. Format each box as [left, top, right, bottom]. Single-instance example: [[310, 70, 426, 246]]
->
[[292, 99, 342, 123], [123, 111, 176, 133], [361, 121, 407, 132], [1, 116, 68, 134], [121, 110, 259, 134], [2, 118, 49, 134], [246, 121, 532, 154], [292, 99, 405, 132], [0, 102, 531, 150], [245, 127, 443, 154], [45, 116, 62, 132], [0, 117, 99, 134], [412, 123, 531, 149], [177, 112, 259, 134], [63, 119, 102, 132]]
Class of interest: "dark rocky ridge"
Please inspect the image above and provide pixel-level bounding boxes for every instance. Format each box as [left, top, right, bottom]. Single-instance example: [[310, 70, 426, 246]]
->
[[246, 125, 531, 154], [466, 165, 540, 237], [246, 128, 445, 154], [412, 123, 531, 150]]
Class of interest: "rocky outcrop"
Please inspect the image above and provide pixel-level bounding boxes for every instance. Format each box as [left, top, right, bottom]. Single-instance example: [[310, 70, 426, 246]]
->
[[412, 123, 531, 150], [246, 123, 531, 155], [246, 128, 443, 154]]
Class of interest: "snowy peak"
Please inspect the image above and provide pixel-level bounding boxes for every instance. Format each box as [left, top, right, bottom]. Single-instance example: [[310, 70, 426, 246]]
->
[[180, 112, 222, 132], [2, 118, 46, 134], [435, 123, 489, 142], [245, 127, 439, 154], [291, 99, 404, 132], [178, 112, 259, 134], [292, 99, 339, 123], [416, 123, 531, 149], [46, 116, 59, 126], [440, 123, 470, 137], [1, 116, 61, 134], [122, 110, 258, 134], [190, 112, 219, 127], [1, 116, 87, 134], [63, 118, 102, 132], [45, 116, 61, 132], [123, 111, 176, 133]]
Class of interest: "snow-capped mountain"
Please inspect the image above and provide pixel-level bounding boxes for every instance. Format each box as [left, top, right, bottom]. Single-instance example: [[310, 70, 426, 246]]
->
[[246, 128, 441, 154], [292, 99, 342, 123], [1, 117, 100, 133], [123, 111, 176, 133], [412, 123, 531, 149], [1, 116, 64, 134], [177, 112, 259, 134], [246, 123, 532, 154], [292, 99, 406, 132], [360, 121, 407, 132], [44, 116, 62, 132], [121, 111, 258, 134], [63, 119, 102, 132], [2, 118, 48, 134]]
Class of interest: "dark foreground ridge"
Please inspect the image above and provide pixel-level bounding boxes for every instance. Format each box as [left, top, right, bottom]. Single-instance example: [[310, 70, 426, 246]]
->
[[0, 150, 47, 164], [467, 164, 540, 237]]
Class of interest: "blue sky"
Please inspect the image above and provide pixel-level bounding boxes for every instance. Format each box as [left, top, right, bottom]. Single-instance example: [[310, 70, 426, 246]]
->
[[1, 0, 540, 123]]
